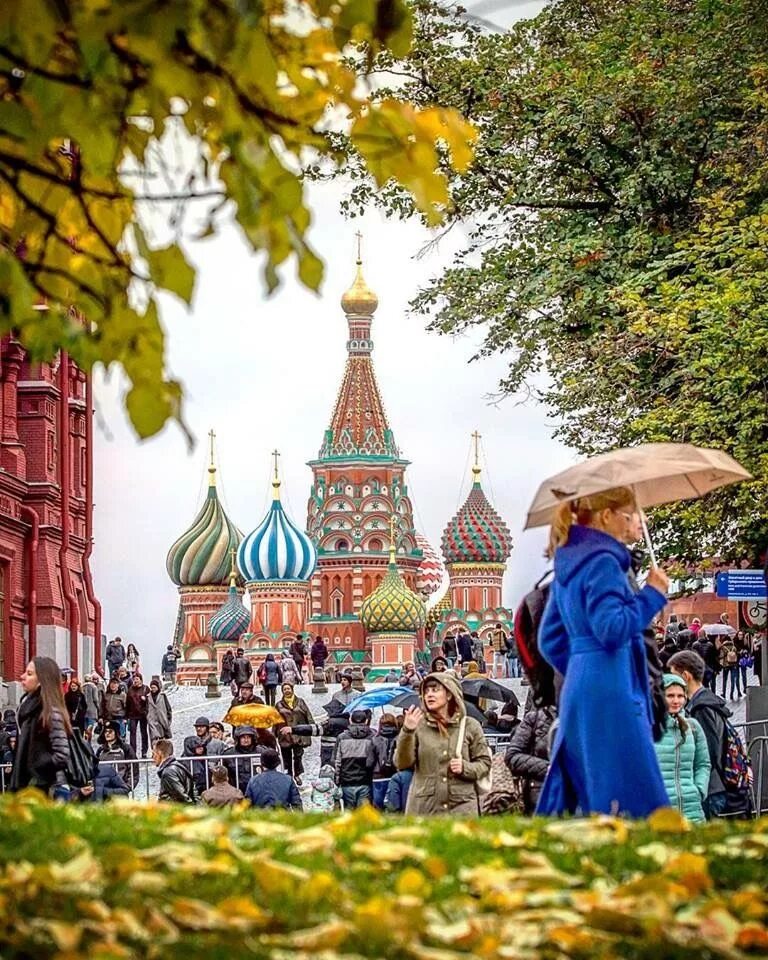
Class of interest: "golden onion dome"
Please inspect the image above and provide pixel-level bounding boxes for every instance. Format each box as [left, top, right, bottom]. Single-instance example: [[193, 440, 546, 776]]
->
[[360, 548, 426, 635], [341, 236, 378, 316]]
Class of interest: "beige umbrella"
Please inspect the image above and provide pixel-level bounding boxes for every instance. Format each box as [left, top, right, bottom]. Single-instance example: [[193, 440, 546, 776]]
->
[[525, 443, 751, 563]]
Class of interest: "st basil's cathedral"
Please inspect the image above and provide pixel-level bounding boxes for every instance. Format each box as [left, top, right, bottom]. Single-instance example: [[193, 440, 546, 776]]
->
[[165, 244, 515, 681]]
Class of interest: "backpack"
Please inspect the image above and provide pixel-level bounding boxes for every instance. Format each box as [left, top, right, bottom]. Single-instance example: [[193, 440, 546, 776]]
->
[[721, 719, 752, 793], [257, 663, 267, 684], [725, 643, 738, 666], [513, 572, 557, 708]]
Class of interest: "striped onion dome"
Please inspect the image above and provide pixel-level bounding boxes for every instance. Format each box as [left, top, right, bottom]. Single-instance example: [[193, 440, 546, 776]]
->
[[415, 531, 446, 597], [442, 477, 512, 564], [360, 549, 426, 634], [166, 461, 243, 587], [238, 469, 317, 582], [210, 557, 251, 643]]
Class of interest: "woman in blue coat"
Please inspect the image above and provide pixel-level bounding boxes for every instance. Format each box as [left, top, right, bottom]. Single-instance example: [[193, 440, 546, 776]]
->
[[536, 488, 670, 818]]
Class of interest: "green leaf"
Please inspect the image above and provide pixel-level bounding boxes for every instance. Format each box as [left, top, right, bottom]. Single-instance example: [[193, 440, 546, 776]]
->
[[145, 244, 196, 305]]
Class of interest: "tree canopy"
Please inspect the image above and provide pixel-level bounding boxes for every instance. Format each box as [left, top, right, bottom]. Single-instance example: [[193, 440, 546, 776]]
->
[[0, 0, 475, 438], [338, 0, 768, 565]]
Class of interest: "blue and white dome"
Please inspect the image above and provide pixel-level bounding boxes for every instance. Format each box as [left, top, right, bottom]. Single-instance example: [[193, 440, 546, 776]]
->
[[238, 472, 317, 582]]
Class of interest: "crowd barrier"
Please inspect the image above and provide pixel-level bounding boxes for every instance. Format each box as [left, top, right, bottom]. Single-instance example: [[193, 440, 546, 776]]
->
[[2, 728, 766, 814]]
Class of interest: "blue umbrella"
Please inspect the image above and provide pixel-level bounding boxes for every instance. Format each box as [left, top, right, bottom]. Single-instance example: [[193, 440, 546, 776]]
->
[[342, 685, 414, 714]]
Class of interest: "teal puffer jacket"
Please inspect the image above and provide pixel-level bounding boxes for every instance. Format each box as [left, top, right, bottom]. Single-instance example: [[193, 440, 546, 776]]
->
[[653, 715, 710, 822]]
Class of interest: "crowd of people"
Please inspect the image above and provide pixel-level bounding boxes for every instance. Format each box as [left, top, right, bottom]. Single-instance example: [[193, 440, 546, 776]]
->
[[0, 516, 761, 823]]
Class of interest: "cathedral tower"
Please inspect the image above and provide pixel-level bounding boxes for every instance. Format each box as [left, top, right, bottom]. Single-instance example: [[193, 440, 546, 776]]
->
[[306, 237, 423, 659]]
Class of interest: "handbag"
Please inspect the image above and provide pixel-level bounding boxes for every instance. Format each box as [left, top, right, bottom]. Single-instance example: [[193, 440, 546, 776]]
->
[[455, 716, 492, 796], [66, 731, 100, 788]]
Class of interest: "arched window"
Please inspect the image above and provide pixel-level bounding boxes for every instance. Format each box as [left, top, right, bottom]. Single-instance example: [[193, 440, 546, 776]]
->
[[368, 538, 383, 552], [482, 588, 489, 609], [336, 538, 349, 552], [333, 596, 343, 618]]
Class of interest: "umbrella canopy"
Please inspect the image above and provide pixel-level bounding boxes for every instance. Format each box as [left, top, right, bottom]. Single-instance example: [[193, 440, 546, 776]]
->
[[525, 443, 750, 530], [389, 691, 487, 724], [461, 677, 520, 706], [702, 623, 737, 637], [342, 685, 414, 714], [223, 703, 284, 729]]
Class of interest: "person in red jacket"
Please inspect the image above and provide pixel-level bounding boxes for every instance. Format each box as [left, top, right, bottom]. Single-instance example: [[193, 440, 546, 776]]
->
[[125, 674, 150, 758]]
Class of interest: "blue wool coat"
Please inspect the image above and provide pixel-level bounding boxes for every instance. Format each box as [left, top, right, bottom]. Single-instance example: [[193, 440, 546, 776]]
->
[[535, 525, 669, 818]]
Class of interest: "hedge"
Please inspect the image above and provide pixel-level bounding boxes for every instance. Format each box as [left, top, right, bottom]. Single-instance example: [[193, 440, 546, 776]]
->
[[0, 791, 767, 958]]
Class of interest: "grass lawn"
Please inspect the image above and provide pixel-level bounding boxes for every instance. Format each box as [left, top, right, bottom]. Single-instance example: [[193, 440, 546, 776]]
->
[[0, 791, 766, 958]]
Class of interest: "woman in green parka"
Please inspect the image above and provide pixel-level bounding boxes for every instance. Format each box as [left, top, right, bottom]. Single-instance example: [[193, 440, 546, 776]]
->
[[654, 674, 711, 822], [395, 671, 491, 816]]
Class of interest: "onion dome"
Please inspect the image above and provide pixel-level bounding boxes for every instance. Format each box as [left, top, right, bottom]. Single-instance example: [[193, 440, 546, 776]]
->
[[238, 454, 317, 582], [341, 237, 378, 316], [166, 440, 243, 586], [425, 586, 451, 635], [415, 532, 446, 597], [360, 537, 426, 634], [209, 552, 251, 643], [441, 449, 512, 564]]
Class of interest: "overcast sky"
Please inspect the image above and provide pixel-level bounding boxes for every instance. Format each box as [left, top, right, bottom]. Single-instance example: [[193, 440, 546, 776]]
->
[[91, 0, 569, 672]]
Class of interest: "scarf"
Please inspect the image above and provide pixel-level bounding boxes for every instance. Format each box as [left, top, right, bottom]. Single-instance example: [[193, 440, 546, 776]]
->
[[283, 692, 296, 709]]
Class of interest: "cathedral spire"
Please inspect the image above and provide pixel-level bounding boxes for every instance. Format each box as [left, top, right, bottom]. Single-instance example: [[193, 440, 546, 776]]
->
[[315, 237, 399, 462]]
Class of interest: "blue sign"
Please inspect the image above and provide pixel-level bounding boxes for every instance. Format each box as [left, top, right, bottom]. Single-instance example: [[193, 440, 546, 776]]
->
[[715, 570, 768, 601]]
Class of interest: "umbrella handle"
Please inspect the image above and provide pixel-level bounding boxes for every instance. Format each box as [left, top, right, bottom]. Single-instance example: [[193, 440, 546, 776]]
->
[[639, 509, 658, 567]]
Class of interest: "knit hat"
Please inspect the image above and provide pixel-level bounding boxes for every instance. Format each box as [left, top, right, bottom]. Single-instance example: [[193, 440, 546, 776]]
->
[[194, 716, 210, 728], [318, 764, 335, 779], [663, 673, 687, 691]]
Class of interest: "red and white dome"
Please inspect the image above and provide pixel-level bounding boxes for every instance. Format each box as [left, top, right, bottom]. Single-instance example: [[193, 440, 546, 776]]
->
[[415, 532, 446, 597]]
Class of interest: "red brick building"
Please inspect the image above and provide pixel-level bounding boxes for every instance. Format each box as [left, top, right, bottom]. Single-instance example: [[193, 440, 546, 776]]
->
[[0, 336, 100, 683]]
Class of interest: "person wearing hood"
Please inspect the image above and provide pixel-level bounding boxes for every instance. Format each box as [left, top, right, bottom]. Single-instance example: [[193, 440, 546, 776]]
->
[[668, 649, 748, 818], [371, 713, 400, 808], [308, 763, 342, 813], [147, 679, 172, 745], [536, 488, 670, 818], [395, 671, 491, 816], [653, 674, 710, 822], [223, 725, 276, 791], [275, 683, 312, 784], [334, 709, 376, 808], [282, 697, 349, 766]]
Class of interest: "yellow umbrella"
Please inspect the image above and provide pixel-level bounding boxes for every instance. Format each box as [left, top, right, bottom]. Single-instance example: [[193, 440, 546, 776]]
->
[[525, 443, 751, 563], [223, 703, 284, 729]]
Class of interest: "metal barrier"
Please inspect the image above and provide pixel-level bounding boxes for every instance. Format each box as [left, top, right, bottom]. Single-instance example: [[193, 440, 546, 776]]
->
[[0, 752, 271, 800]]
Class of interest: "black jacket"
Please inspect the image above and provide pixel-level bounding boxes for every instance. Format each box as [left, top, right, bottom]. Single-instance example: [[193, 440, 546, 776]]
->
[[96, 737, 138, 788], [10, 690, 70, 791], [310, 639, 328, 667], [457, 634, 473, 662], [505, 707, 556, 814], [106, 643, 126, 669], [334, 724, 376, 786], [686, 687, 730, 795], [64, 690, 87, 730], [372, 724, 399, 779], [232, 656, 253, 686], [223, 727, 274, 790], [157, 756, 198, 803], [125, 684, 150, 720], [693, 638, 719, 672]]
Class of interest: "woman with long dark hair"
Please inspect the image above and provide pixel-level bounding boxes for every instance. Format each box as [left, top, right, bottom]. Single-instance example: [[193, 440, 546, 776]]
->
[[653, 674, 710, 822], [125, 643, 141, 675], [10, 657, 72, 796], [64, 678, 87, 732]]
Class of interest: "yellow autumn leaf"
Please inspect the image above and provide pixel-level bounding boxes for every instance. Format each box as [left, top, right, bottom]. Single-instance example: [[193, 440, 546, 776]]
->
[[396, 867, 431, 897], [217, 896, 268, 930], [40, 850, 103, 893], [287, 825, 336, 855], [253, 856, 311, 897], [30, 919, 82, 952], [663, 852, 713, 895], [169, 897, 229, 931], [351, 833, 426, 864], [544, 815, 630, 848], [263, 919, 354, 950], [648, 807, 691, 834], [127, 870, 166, 893]]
